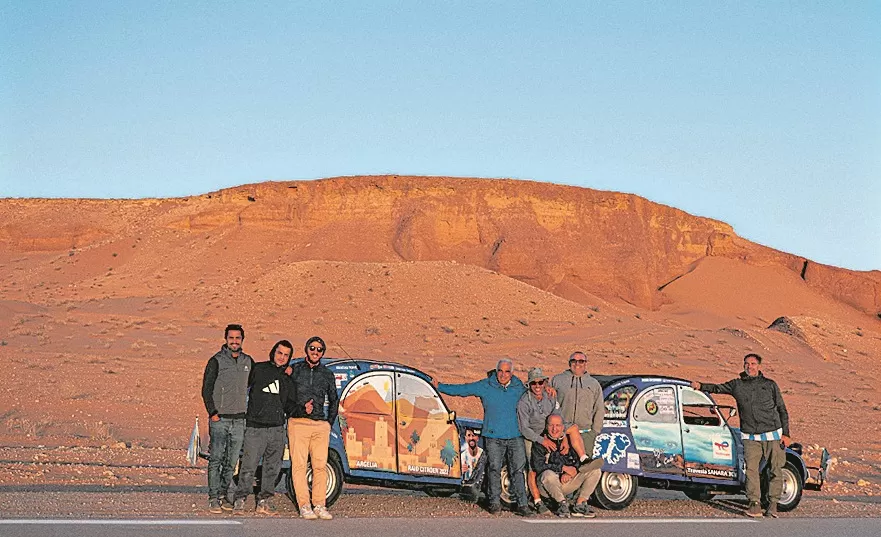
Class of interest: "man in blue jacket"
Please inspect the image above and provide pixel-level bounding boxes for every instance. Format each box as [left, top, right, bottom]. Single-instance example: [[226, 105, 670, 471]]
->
[[432, 359, 531, 516]]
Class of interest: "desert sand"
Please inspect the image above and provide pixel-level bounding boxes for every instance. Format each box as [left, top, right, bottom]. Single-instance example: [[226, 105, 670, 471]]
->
[[1, 176, 879, 513]]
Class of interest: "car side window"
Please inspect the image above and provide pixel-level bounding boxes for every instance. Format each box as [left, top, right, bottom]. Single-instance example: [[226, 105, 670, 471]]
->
[[632, 386, 677, 423], [397, 374, 448, 417], [681, 387, 722, 427], [605, 385, 637, 420]]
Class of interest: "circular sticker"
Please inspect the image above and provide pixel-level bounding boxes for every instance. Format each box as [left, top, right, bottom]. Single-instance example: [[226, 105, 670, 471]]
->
[[645, 400, 658, 415]]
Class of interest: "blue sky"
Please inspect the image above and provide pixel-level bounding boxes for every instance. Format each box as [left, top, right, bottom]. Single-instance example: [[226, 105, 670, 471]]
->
[[2, 2, 879, 270]]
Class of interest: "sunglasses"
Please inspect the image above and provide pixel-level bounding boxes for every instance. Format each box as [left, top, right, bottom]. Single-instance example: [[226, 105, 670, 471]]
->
[[308, 346, 325, 353], [570, 359, 587, 364], [529, 380, 546, 386]]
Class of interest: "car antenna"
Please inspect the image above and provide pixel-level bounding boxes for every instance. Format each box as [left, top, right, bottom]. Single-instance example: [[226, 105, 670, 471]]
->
[[336, 343, 362, 370]]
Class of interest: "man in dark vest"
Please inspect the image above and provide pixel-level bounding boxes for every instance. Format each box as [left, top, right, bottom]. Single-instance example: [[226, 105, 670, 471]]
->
[[201, 324, 253, 513]]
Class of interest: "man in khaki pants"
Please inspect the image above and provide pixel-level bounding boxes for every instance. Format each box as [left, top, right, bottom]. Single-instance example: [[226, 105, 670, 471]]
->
[[692, 353, 791, 518], [286, 336, 339, 520]]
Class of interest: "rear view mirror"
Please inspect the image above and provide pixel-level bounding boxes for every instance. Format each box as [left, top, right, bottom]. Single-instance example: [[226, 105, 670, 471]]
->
[[728, 408, 737, 418]]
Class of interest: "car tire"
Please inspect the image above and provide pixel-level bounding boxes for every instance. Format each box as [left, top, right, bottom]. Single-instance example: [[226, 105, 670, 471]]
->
[[762, 459, 803, 512], [498, 466, 527, 508], [683, 488, 715, 502], [286, 450, 344, 508], [593, 472, 638, 510]]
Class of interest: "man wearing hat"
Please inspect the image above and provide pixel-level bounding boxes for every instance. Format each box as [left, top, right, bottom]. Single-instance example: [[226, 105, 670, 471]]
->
[[517, 367, 591, 514]]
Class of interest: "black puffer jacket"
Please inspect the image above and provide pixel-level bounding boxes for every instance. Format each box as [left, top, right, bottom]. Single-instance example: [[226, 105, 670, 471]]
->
[[287, 360, 339, 427], [246, 361, 294, 428], [700, 372, 790, 436]]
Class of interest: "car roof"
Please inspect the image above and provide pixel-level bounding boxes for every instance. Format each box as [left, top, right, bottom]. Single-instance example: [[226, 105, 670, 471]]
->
[[595, 374, 692, 389]]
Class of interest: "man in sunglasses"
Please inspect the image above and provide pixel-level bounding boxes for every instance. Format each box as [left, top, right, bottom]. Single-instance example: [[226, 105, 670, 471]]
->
[[287, 336, 339, 520], [517, 367, 591, 514], [551, 352, 604, 461], [432, 359, 532, 516]]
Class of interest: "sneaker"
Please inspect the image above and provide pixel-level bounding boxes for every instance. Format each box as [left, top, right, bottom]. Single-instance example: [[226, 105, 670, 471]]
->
[[487, 503, 502, 515], [256, 499, 277, 516], [314, 505, 333, 520], [208, 499, 222, 514], [745, 502, 763, 518], [220, 498, 233, 512], [764, 505, 779, 518], [555, 500, 570, 518], [515, 505, 534, 517], [531, 499, 549, 514], [299, 505, 318, 520], [232, 497, 246, 512], [571, 502, 596, 518], [578, 457, 605, 474]]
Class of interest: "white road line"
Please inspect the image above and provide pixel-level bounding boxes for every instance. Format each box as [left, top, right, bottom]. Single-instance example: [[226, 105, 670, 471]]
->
[[525, 518, 757, 524], [0, 520, 242, 525]]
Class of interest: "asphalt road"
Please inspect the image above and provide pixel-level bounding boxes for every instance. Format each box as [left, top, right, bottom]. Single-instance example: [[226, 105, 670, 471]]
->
[[1, 517, 879, 537]]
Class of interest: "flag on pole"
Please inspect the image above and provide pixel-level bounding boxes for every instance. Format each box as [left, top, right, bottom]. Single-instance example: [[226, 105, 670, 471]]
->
[[186, 417, 201, 466]]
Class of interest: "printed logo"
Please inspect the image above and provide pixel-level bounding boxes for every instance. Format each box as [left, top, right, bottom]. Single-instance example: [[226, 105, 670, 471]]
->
[[593, 432, 632, 465], [262, 380, 279, 394], [645, 400, 658, 415], [712, 436, 732, 459]]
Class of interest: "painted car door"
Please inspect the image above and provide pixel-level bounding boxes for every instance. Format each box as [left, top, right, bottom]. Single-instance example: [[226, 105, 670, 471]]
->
[[678, 386, 737, 481], [630, 385, 685, 476], [395, 373, 461, 478], [338, 371, 397, 472]]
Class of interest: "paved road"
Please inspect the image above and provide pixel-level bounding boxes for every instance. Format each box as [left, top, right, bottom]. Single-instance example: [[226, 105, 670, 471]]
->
[[1, 517, 878, 537]]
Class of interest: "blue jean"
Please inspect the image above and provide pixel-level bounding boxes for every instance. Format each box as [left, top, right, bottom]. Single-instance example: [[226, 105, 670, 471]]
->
[[484, 437, 528, 509], [207, 417, 245, 501]]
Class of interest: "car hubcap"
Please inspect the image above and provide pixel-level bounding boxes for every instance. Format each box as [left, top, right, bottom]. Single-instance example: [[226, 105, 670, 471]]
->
[[601, 472, 632, 503], [780, 467, 797, 505]]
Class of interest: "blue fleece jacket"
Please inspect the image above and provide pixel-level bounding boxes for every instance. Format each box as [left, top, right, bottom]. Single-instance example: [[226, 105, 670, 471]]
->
[[439, 375, 526, 439]]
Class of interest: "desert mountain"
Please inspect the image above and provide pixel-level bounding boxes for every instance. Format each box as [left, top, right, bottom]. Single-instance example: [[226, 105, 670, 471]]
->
[[0, 176, 878, 483]]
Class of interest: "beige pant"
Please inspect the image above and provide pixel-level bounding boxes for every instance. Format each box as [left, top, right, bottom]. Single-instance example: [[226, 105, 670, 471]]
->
[[538, 467, 602, 503], [288, 418, 331, 508]]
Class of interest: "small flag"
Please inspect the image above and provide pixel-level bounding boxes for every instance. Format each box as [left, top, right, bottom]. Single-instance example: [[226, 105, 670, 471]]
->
[[186, 417, 201, 466]]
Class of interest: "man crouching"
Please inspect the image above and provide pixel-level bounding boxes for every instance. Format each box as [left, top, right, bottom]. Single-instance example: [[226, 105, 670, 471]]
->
[[531, 413, 603, 518]]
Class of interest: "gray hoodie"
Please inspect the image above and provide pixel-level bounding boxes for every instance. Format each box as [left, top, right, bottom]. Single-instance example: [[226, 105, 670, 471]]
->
[[550, 370, 604, 435]]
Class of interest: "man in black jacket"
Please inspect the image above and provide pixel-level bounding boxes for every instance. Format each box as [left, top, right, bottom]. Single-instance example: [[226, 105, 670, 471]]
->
[[232, 340, 297, 515], [201, 324, 253, 513], [287, 336, 340, 520], [531, 413, 603, 518], [692, 353, 791, 518]]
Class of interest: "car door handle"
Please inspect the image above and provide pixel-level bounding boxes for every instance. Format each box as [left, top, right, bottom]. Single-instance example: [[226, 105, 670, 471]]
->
[[684, 428, 690, 433]]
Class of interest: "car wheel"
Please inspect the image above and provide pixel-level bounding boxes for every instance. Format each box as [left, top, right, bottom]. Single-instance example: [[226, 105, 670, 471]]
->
[[498, 466, 526, 507], [763, 460, 803, 512], [286, 450, 344, 508], [683, 488, 715, 502], [593, 472, 638, 510]]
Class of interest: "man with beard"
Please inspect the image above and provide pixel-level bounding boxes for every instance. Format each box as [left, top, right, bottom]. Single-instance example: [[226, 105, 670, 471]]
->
[[232, 340, 297, 515], [692, 353, 791, 518], [287, 336, 339, 520], [201, 324, 253, 513], [460, 428, 486, 502]]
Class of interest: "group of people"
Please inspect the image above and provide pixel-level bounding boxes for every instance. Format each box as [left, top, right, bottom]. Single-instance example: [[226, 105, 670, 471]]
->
[[433, 351, 605, 518], [200, 324, 337, 519], [201, 323, 792, 520]]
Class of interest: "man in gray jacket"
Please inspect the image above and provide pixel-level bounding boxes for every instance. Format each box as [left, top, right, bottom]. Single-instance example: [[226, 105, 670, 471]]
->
[[692, 353, 791, 518], [550, 352, 604, 458], [201, 324, 253, 513]]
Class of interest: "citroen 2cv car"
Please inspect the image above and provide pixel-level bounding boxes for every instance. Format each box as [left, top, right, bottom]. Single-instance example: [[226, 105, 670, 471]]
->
[[192, 358, 484, 505], [579, 375, 828, 511]]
